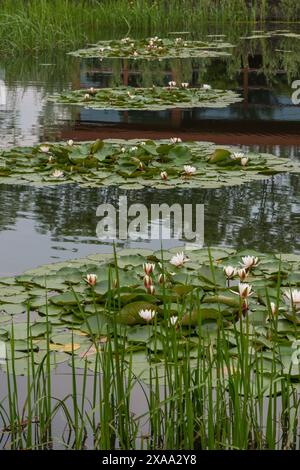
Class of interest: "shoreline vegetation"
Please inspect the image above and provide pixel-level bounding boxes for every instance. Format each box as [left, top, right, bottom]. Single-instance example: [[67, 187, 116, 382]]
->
[[0, 1, 300, 56]]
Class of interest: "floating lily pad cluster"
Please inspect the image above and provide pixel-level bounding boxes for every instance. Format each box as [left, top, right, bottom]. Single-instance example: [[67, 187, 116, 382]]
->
[[68, 36, 234, 60], [0, 139, 299, 190], [0, 246, 300, 385], [49, 85, 242, 110], [241, 29, 300, 40]]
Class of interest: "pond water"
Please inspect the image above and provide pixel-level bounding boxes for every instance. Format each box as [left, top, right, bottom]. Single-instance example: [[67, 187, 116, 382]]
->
[[1, 24, 300, 275], [1, 23, 300, 450]]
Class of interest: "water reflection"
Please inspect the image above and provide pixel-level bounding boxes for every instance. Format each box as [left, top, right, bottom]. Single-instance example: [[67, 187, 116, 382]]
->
[[0, 25, 300, 275], [1, 26, 300, 147], [0, 173, 299, 276]]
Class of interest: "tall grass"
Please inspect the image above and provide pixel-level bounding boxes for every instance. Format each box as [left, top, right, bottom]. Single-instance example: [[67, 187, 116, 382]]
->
[[0, 0, 298, 56], [0, 254, 299, 449]]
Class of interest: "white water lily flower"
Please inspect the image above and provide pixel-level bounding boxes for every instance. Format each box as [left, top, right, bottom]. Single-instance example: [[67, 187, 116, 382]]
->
[[202, 84, 211, 90], [237, 283, 254, 299], [224, 266, 236, 279], [184, 165, 196, 176], [48, 155, 54, 164], [241, 256, 259, 270], [89, 87, 96, 94], [241, 156, 249, 166], [160, 171, 168, 180], [40, 145, 50, 153], [169, 316, 178, 326], [170, 137, 182, 144], [85, 274, 97, 286], [84, 93, 90, 100], [170, 252, 189, 268], [67, 139, 74, 146], [51, 169, 64, 178], [129, 146, 138, 152], [181, 82, 189, 88], [139, 309, 156, 322], [238, 268, 248, 281], [284, 289, 300, 310], [231, 152, 244, 160], [143, 263, 155, 275], [168, 81, 177, 87], [133, 51, 138, 57], [140, 141, 146, 146]]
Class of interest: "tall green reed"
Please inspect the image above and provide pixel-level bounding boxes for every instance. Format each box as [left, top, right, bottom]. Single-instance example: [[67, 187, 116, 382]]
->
[[0, 254, 300, 449]]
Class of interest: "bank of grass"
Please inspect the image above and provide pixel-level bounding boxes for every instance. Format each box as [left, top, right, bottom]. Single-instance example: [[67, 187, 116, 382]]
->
[[0, 0, 299, 56]]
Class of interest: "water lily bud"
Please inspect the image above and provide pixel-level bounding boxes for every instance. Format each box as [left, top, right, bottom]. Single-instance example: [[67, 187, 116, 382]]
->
[[160, 171, 168, 180], [85, 274, 97, 286], [270, 302, 277, 315], [147, 285, 155, 295], [158, 273, 166, 285], [143, 263, 155, 275], [224, 266, 236, 279], [241, 156, 249, 167], [238, 268, 248, 281], [169, 316, 178, 326], [143, 275, 153, 289]]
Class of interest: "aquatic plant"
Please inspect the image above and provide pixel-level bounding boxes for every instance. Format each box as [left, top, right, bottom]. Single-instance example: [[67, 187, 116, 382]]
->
[[0, 139, 298, 190], [68, 36, 234, 60], [1, 246, 300, 449], [49, 85, 242, 111]]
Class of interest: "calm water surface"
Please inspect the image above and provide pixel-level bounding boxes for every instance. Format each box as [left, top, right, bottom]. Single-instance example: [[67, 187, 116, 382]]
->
[[0, 25, 300, 275]]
